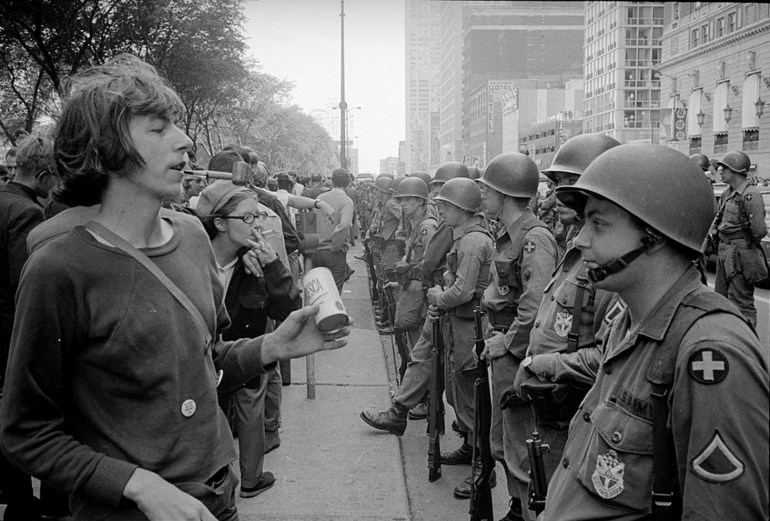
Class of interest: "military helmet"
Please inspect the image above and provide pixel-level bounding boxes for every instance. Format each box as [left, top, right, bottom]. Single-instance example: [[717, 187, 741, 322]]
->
[[690, 153, 711, 172], [431, 161, 469, 185], [556, 144, 715, 254], [714, 150, 751, 175], [467, 166, 481, 181], [409, 171, 433, 187], [390, 176, 408, 195], [394, 177, 429, 200], [542, 134, 621, 184], [478, 153, 539, 198], [373, 175, 394, 193], [434, 177, 482, 212]]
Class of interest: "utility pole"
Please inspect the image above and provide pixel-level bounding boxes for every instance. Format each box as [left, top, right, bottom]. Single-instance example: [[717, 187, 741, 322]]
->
[[339, 0, 348, 170]]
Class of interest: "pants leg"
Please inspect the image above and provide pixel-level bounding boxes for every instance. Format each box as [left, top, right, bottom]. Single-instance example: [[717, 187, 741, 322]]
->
[[232, 378, 269, 488], [490, 353, 520, 499], [447, 317, 476, 439], [393, 322, 434, 409], [265, 366, 282, 435], [716, 247, 757, 327]]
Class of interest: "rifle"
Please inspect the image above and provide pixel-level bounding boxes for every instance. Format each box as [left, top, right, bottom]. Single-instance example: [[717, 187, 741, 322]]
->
[[526, 428, 550, 516], [382, 267, 410, 382], [469, 307, 494, 520], [427, 304, 445, 482], [363, 237, 379, 303]]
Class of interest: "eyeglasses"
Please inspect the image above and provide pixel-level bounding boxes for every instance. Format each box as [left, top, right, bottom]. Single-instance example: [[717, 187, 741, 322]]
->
[[218, 212, 268, 224]]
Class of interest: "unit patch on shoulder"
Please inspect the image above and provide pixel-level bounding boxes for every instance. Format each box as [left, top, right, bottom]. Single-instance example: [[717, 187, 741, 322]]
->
[[745, 193, 753, 201], [498, 285, 510, 296], [688, 349, 729, 385], [421, 227, 429, 236], [523, 240, 536, 254], [691, 430, 744, 483]]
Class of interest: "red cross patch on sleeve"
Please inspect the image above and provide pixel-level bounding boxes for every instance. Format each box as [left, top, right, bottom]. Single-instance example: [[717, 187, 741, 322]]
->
[[688, 349, 729, 385]]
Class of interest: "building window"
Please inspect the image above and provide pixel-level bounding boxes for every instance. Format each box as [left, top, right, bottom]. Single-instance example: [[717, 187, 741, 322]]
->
[[689, 136, 702, 154], [701, 24, 709, 44], [743, 129, 759, 151], [744, 4, 756, 25], [714, 132, 729, 154], [691, 28, 699, 48], [716, 17, 724, 37], [727, 12, 736, 33]]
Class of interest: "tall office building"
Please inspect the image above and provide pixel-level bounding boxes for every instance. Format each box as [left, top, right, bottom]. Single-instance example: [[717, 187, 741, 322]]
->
[[438, 2, 465, 165], [461, 2, 583, 167], [657, 3, 770, 177], [583, 2, 665, 143], [405, 0, 442, 173]]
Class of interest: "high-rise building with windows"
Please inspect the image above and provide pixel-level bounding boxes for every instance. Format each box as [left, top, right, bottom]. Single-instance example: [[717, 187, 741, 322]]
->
[[657, 2, 770, 177], [405, 0, 442, 173], [583, 2, 665, 143]]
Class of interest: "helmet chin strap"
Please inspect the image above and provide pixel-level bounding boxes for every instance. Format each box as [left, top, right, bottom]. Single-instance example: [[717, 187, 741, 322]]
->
[[587, 230, 661, 283]]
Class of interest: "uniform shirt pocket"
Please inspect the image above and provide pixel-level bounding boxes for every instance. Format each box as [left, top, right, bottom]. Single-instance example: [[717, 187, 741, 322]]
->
[[495, 258, 518, 289], [542, 279, 595, 348], [577, 400, 654, 513]]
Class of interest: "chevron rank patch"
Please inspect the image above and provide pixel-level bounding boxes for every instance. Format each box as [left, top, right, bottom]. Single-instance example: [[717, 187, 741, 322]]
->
[[688, 349, 728, 385], [691, 431, 744, 483]]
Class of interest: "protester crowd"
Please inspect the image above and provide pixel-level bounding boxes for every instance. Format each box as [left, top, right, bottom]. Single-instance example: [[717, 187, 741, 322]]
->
[[0, 53, 768, 521]]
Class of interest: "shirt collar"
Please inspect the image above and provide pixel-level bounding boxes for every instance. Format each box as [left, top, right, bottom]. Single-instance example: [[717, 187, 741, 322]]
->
[[451, 215, 480, 240], [4, 181, 41, 205], [634, 266, 704, 342]]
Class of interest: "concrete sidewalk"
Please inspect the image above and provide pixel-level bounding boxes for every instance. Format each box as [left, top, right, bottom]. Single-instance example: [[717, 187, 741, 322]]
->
[[237, 250, 410, 520]]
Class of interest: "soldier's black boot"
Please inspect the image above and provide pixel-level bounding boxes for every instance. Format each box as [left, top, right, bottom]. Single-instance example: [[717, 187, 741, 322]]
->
[[498, 497, 525, 521], [360, 402, 408, 435], [440, 441, 473, 465], [453, 456, 497, 499]]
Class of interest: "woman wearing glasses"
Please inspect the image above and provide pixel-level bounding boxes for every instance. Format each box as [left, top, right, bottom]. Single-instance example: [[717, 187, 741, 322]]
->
[[197, 181, 301, 500]]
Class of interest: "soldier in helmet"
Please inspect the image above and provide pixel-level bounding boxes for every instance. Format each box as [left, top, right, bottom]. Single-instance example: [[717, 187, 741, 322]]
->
[[709, 150, 767, 327], [360, 163, 474, 433], [690, 153, 716, 183], [427, 178, 495, 498], [508, 135, 624, 508], [391, 178, 437, 347], [477, 153, 558, 520], [545, 144, 767, 521], [369, 175, 403, 332]]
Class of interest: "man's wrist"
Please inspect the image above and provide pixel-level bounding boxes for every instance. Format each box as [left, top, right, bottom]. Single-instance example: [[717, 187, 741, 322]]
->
[[313, 200, 320, 209]]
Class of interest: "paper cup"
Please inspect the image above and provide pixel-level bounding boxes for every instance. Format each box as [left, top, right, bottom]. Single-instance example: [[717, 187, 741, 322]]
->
[[303, 267, 349, 333]]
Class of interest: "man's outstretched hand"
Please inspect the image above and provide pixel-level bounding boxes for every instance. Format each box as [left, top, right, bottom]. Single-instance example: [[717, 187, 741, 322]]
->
[[262, 304, 351, 364]]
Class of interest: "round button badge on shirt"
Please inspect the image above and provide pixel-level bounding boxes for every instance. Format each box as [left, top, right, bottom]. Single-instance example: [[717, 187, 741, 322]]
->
[[181, 399, 197, 418]]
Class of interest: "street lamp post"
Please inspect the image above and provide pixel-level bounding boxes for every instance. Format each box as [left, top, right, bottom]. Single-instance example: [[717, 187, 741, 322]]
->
[[339, 0, 347, 170]]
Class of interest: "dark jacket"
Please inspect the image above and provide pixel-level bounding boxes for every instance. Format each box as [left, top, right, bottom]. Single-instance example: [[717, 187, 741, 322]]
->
[[220, 252, 301, 389], [0, 182, 45, 376]]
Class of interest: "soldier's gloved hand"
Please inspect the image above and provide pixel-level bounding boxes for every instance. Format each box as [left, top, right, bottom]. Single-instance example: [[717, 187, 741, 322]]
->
[[513, 361, 539, 397], [484, 332, 507, 360], [395, 260, 410, 273]]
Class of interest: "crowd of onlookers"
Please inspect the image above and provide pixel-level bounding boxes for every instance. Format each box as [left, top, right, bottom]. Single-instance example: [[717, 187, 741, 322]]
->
[[0, 129, 367, 520]]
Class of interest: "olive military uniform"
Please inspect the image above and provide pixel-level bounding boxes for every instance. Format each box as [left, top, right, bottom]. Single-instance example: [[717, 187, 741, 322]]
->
[[482, 210, 557, 511], [713, 178, 767, 327], [545, 268, 768, 521]]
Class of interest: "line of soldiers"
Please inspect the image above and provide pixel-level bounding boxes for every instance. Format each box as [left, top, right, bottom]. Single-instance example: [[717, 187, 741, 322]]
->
[[360, 135, 768, 521]]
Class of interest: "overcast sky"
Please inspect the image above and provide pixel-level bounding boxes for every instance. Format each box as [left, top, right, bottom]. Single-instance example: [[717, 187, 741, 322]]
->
[[243, 0, 406, 173]]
